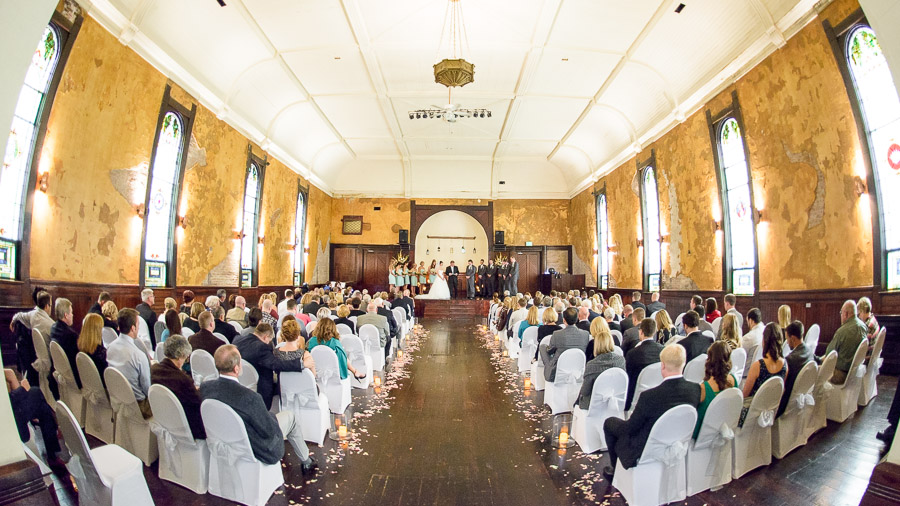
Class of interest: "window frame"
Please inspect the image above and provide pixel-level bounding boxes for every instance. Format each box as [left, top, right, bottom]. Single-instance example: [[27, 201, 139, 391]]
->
[[595, 185, 610, 290], [637, 150, 662, 292], [139, 85, 196, 288], [706, 91, 761, 295], [239, 148, 267, 288], [294, 182, 309, 286]]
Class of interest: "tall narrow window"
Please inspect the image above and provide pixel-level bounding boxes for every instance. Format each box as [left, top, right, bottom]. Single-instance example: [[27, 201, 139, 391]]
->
[[240, 151, 265, 288], [844, 25, 900, 289], [716, 115, 757, 295], [293, 185, 308, 286], [639, 156, 662, 292], [141, 87, 194, 287], [0, 24, 63, 280], [596, 191, 609, 290]]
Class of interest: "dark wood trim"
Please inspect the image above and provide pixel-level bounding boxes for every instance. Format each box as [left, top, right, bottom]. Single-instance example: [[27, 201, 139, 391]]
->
[[0, 458, 56, 506], [636, 150, 658, 291], [241, 147, 267, 288], [861, 461, 900, 506]]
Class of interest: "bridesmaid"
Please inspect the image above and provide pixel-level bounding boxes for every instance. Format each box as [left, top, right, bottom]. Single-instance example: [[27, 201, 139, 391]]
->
[[401, 262, 410, 292], [388, 260, 397, 291], [409, 261, 419, 295], [418, 261, 427, 295], [428, 259, 437, 286], [395, 263, 405, 292]]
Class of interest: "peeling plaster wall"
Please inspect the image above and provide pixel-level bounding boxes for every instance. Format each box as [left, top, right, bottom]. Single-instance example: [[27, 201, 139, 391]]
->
[[598, 159, 642, 289], [493, 199, 570, 246], [306, 184, 333, 285], [330, 198, 409, 245], [568, 188, 597, 287], [258, 157, 298, 286]]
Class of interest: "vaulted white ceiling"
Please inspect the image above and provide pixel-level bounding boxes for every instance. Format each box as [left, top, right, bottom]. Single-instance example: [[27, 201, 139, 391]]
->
[[85, 0, 822, 198]]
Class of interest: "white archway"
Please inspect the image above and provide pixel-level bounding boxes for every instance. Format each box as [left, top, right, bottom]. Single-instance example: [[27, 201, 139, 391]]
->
[[415, 210, 489, 271]]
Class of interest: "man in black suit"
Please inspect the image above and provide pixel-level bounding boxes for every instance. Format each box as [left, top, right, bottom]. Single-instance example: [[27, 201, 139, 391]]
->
[[540, 308, 590, 381], [646, 292, 665, 315], [392, 289, 414, 320], [234, 323, 304, 410], [509, 256, 520, 295], [136, 288, 158, 348], [50, 298, 81, 387], [5, 369, 63, 466], [624, 318, 664, 410], [446, 261, 460, 299], [88, 291, 112, 315], [678, 311, 713, 363], [465, 260, 476, 299], [200, 345, 316, 473], [621, 308, 646, 355], [348, 297, 366, 317], [485, 259, 497, 297], [586, 302, 601, 323], [620, 305, 635, 334], [498, 260, 510, 295], [302, 295, 322, 316], [151, 335, 205, 439], [603, 343, 700, 478], [778, 320, 814, 417], [213, 306, 238, 343], [476, 259, 487, 298], [376, 298, 399, 345], [576, 306, 592, 333], [630, 291, 646, 312]]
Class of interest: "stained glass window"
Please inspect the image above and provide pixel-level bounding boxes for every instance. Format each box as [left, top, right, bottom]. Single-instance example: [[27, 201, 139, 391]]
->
[[240, 162, 262, 287], [641, 167, 662, 292], [596, 192, 609, 290], [0, 25, 61, 280], [845, 25, 900, 289], [293, 189, 307, 286], [718, 117, 757, 295], [143, 111, 185, 287]]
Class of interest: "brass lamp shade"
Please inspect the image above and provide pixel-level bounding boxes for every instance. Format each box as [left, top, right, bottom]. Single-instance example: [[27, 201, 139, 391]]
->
[[433, 58, 475, 87]]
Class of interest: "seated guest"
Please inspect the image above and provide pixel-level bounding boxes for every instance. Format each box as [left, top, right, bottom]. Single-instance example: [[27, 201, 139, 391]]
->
[[290, 299, 311, 326], [719, 313, 742, 352], [200, 345, 317, 473], [630, 291, 646, 312], [678, 311, 713, 363], [495, 298, 513, 335], [213, 306, 238, 343], [540, 308, 590, 382], [621, 308, 645, 355], [180, 290, 195, 315], [653, 310, 676, 345], [236, 323, 303, 410], [160, 308, 182, 343], [740, 323, 787, 426], [742, 308, 764, 372], [278, 299, 301, 328], [395, 289, 415, 320], [277, 288, 293, 314], [150, 335, 205, 439], [5, 369, 63, 466], [334, 304, 357, 335], [375, 298, 399, 345], [694, 341, 738, 438], [676, 295, 704, 335], [240, 308, 264, 338], [646, 292, 666, 315], [722, 293, 744, 332], [205, 295, 221, 312], [705, 297, 721, 323], [694, 304, 714, 334], [226, 296, 249, 328], [625, 318, 663, 410], [777, 304, 791, 335], [11, 290, 54, 340], [575, 306, 592, 333], [307, 319, 365, 380], [602, 343, 700, 479], [357, 302, 390, 360], [586, 300, 601, 322], [160, 297, 177, 321], [302, 295, 322, 316], [518, 305, 541, 342], [778, 320, 813, 417], [261, 299, 279, 334], [107, 308, 152, 418], [78, 314, 108, 386], [135, 288, 158, 348], [189, 311, 224, 357], [858, 296, 880, 356], [819, 300, 867, 385], [535, 308, 562, 360], [50, 298, 81, 387], [578, 318, 626, 411], [101, 300, 119, 332], [275, 320, 316, 375], [620, 304, 635, 334], [507, 298, 529, 338], [348, 298, 366, 317], [604, 307, 621, 333], [88, 291, 112, 315]]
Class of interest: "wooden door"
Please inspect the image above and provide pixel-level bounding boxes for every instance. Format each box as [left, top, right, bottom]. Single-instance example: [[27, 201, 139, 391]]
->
[[514, 251, 541, 295], [332, 246, 360, 285], [363, 250, 391, 293]]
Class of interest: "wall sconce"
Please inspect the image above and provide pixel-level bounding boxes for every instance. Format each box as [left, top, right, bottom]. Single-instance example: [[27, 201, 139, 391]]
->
[[258, 236, 265, 245], [660, 234, 670, 243], [37, 172, 49, 193], [234, 231, 244, 240], [608, 244, 619, 253], [753, 208, 765, 224], [853, 175, 868, 197], [636, 238, 644, 248], [304, 246, 310, 253], [713, 220, 723, 231], [177, 215, 187, 229], [135, 203, 146, 219]]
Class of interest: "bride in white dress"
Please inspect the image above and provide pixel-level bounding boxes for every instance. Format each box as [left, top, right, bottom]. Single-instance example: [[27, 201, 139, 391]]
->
[[416, 269, 450, 299]]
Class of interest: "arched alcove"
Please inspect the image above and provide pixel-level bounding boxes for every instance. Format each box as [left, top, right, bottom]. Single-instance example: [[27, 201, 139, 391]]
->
[[414, 210, 490, 270]]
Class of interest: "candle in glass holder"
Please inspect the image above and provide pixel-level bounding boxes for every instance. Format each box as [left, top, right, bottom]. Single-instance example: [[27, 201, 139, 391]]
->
[[338, 425, 348, 438], [495, 335, 500, 342], [398, 350, 403, 359], [502, 349, 508, 357], [374, 376, 382, 387], [335, 416, 343, 427], [524, 377, 531, 389], [559, 431, 569, 445]]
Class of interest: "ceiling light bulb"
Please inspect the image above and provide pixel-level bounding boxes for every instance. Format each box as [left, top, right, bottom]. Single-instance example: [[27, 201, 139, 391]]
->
[[487, 111, 492, 118], [409, 113, 414, 119]]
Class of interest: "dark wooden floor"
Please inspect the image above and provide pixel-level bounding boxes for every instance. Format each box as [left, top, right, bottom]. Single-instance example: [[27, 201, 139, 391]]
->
[[48, 318, 895, 505]]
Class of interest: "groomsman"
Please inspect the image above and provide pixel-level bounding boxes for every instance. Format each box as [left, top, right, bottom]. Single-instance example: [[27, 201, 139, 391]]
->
[[509, 256, 520, 295], [465, 260, 476, 299], [499, 260, 510, 296], [476, 260, 487, 298], [486, 259, 497, 297]]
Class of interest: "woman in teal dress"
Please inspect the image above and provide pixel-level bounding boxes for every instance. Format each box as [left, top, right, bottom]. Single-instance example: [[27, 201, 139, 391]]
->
[[307, 318, 365, 380], [418, 261, 427, 295], [694, 341, 739, 438], [388, 261, 397, 290], [428, 259, 437, 284], [402, 263, 410, 290], [409, 261, 418, 294], [395, 264, 405, 290]]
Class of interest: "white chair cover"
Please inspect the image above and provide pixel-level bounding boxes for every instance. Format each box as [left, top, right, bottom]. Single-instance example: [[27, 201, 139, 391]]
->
[[507, 321, 524, 360], [392, 307, 407, 337], [148, 385, 209, 494], [674, 313, 685, 329], [239, 359, 259, 392], [610, 329, 623, 347], [826, 339, 868, 422], [683, 354, 707, 383], [104, 367, 158, 466], [702, 330, 715, 340], [310, 345, 352, 414], [571, 368, 627, 454], [76, 352, 115, 444], [613, 345, 624, 356], [628, 363, 663, 419], [358, 324, 385, 371], [56, 401, 154, 506], [342, 335, 373, 389], [49, 341, 85, 426], [102, 327, 118, 347], [190, 350, 218, 386], [732, 376, 783, 478], [31, 329, 56, 411], [280, 370, 330, 445], [154, 321, 166, 345], [181, 327, 195, 338], [686, 388, 742, 495], [530, 335, 552, 392], [613, 404, 697, 506], [155, 343, 166, 363], [306, 321, 318, 335], [229, 321, 243, 333], [804, 324, 820, 354], [201, 399, 284, 505], [859, 328, 886, 406], [543, 348, 585, 415], [213, 332, 228, 344], [730, 348, 747, 385], [348, 315, 358, 326], [137, 318, 152, 352], [336, 323, 353, 336], [807, 350, 837, 439], [772, 361, 818, 459], [710, 317, 722, 335], [519, 327, 539, 374]]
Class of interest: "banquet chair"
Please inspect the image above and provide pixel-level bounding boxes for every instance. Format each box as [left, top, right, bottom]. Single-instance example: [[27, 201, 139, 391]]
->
[[102, 327, 118, 347], [239, 359, 259, 392], [804, 324, 820, 354], [306, 321, 318, 336], [543, 348, 586, 415], [213, 332, 228, 344], [529, 336, 552, 392], [148, 384, 209, 494], [710, 317, 722, 335], [137, 318, 152, 352], [311, 346, 352, 415], [519, 327, 538, 374], [826, 339, 868, 422], [154, 321, 166, 345], [807, 350, 837, 438], [627, 363, 663, 419], [280, 370, 330, 445], [49, 341, 84, 427], [571, 368, 627, 453], [104, 367, 158, 466], [229, 321, 243, 333], [359, 324, 385, 371], [181, 327, 194, 338], [336, 323, 354, 336], [686, 388, 742, 495], [155, 343, 166, 363], [859, 328, 886, 406], [730, 348, 747, 385], [190, 350, 218, 386], [343, 335, 373, 389], [76, 352, 115, 443], [32, 329, 56, 411], [772, 361, 818, 458], [683, 354, 707, 383], [732, 376, 783, 478], [610, 330, 623, 348]]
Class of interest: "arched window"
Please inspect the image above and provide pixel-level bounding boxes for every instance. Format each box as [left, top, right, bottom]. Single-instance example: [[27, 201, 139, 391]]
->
[[240, 154, 265, 288], [639, 157, 662, 292], [293, 185, 308, 286], [141, 87, 194, 287], [843, 25, 900, 289], [716, 116, 757, 295], [0, 24, 63, 280], [596, 191, 609, 289]]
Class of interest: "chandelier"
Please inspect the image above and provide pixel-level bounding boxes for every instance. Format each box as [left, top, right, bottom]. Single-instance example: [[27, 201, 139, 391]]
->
[[409, 0, 490, 122]]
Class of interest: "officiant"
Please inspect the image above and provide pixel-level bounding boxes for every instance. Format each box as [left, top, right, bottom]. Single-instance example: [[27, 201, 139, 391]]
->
[[446, 261, 460, 299]]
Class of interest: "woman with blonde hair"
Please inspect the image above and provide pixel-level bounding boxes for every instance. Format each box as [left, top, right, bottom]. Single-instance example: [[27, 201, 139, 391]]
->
[[334, 304, 356, 334], [609, 294, 624, 321], [160, 297, 177, 321], [307, 318, 365, 379], [101, 300, 119, 332], [719, 312, 742, 350], [78, 313, 108, 384], [274, 319, 315, 375], [777, 305, 791, 333], [518, 305, 541, 342], [535, 308, 562, 360], [654, 310, 677, 344], [183, 301, 205, 333], [577, 317, 625, 408]]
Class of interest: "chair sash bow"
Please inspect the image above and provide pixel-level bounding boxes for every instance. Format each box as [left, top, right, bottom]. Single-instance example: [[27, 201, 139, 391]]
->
[[207, 439, 255, 498], [643, 437, 689, 502], [150, 421, 196, 478], [793, 392, 815, 411], [32, 357, 51, 375], [757, 409, 775, 428], [282, 390, 316, 409], [701, 422, 735, 479], [593, 392, 623, 414]]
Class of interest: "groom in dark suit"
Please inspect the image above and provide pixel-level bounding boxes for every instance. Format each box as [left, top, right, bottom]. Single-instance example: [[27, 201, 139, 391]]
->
[[446, 261, 460, 299]]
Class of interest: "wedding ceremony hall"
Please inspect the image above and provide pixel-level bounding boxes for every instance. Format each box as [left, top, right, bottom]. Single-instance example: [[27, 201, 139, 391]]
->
[[3, 0, 900, 505]]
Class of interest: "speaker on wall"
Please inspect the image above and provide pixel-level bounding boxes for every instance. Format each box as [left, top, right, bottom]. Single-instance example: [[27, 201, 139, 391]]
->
[[495, 230, 505, 246], [399, 229, 409, 245]]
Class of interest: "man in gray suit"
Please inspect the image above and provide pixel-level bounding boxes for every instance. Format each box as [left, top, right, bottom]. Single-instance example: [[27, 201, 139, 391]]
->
[[540, 307, 590, 381], [509, 256, 520, 294], [465, 260, 476, 299], [357, 301, 391, 359]]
